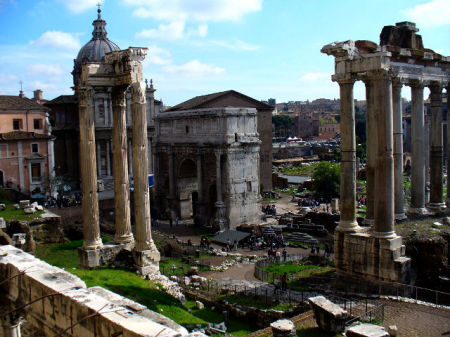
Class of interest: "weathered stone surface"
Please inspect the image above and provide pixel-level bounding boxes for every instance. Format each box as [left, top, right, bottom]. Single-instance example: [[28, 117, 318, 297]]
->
[[308, 295, 347, 333], [0, 204, 5, 211], [19, 200, 30, 209], [24, 207, 36, 214], [345, 323, 389, 337], [270, 319, 296, 337], [0, 245, 202, 337], [0, 217, 5, 229], [195, 300, 204, 309]]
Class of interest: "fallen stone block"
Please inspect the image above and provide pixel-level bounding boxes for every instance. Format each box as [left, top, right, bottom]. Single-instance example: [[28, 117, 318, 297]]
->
[[270, 319, 295, 337], [345, 323, 389, 337], [195, 300, 204, 309], [24, 207, 36, 214], [35, 205, 44, 211], [0, 204, 6, 211], [387, 325, 397, 337], [19, 200, 30, 209], [308, 295, 347, 333], [0, 217, 5, 229], [13, 204, 20, 210]]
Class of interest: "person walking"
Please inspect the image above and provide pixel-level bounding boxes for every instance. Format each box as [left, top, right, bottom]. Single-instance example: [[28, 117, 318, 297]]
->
[[282, 248, 287, 262]]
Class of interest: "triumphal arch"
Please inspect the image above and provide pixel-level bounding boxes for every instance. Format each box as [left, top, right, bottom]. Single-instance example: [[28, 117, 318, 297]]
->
[[154, 107, 262, 230], [322, 22, 449, 282], [75, 47, 159, 275]]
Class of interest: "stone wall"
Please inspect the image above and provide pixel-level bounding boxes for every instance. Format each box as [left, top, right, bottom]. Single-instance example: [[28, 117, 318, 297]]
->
[[0, 245, 202, 337]]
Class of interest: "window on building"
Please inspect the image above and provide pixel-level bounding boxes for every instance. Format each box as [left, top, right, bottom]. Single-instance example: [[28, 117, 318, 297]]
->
[[13, 119, 22, 130], [31, 163, 41, 182], [33, 119, 42, 129], [247, 181, 252, 192], [31, 143, 39, 153]]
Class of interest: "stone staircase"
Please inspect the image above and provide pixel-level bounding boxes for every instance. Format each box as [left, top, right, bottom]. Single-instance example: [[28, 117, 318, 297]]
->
[[285, 232, 318, 245]]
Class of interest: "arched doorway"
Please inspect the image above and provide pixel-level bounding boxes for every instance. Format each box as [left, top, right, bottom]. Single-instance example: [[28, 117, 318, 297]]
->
[[0, 171, 3, 187]]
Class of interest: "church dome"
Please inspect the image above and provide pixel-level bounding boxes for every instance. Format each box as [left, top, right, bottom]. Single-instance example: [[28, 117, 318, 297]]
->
[[73, 8, 120, 85]]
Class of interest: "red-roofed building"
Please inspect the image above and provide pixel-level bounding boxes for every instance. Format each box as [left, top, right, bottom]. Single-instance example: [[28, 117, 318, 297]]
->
[[0, 93, 55, 197]]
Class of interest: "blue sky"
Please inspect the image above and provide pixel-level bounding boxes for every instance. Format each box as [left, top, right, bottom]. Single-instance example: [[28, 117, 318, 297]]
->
[[0, 0, 449, 106]]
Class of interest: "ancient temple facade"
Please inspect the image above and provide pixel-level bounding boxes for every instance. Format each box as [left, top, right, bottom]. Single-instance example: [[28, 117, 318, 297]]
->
[[154, 107, 262, 230], [322, 22, 449, 282]]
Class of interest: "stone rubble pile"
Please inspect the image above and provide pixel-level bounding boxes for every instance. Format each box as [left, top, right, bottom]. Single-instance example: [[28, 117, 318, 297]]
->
[[147, 272, 186, 305]]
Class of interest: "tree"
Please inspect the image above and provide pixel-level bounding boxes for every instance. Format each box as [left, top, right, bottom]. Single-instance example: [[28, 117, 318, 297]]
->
[[272, 115, 294, 137], [312, 161, 340, 201]]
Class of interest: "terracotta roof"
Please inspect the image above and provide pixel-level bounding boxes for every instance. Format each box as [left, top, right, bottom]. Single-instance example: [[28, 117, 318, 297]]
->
[[45, 95, 78, 105], [0, 131, 52, 141], [0, 96, 50, 111], [165, 90, 273, 112]]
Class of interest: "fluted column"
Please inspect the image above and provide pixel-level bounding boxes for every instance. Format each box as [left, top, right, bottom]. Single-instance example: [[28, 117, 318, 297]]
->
[[168, 147, 177, 220], [131, 82, 156, 252], [409, 81, 427, 214], [112, 86, 133, 244], [363, 78, 376, 225], [214, 149, 227, 231], [78, 86, 102, 250], [372, 70, 395, 238], [96, 142, 101, 177], [195, 148, 206, 226], [447, 86, 450, 207], [336, 77, 359, 232], [106, 140, 112, 176], [392, 80, 406, 220], [428, 82, 445, 210]]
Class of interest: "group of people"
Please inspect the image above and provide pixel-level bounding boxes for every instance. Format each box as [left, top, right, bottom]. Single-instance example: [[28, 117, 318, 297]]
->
[[262, 204, 277, 215], [247, 233, 285, 251], [311, 243, 332, 257], [274, 272, 288, 292], [267, 247, 287, 262], [44, 192, 82, 208]]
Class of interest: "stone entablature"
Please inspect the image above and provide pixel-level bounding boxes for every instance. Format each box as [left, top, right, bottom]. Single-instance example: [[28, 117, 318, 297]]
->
[[154, 107, 261, 230]]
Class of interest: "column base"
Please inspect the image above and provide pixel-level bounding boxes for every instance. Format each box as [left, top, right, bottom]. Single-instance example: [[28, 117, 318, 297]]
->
[[372, 230, 396, 239], [395, 213, 407, 221], [82, 238, 103, 250], [78, 243, 127, 268], [214, 201, 227, 232], [133, 248, 160, 276], [427, 202, 446, 212], [407, 206, 429, 215], [114, 233, 135, 245], [336, 220, 360, 233], [362, 218, 374, 226], [334, 231, 411, 283]]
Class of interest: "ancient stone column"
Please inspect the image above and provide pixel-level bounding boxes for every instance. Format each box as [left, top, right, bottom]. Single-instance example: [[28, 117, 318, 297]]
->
[[131, 82, 155, 250], [112, 86, 133, 244], [363, 78, 376, 225], [127, 139, 133, 176], [392, 80, 406, 220], [106, 140, 112, 176], [428, 82, 445, 210], [168, 147, 176, 220], [214, 149, 227, 231], [447, 86, 450, 208], [336, 78, 359, 232], [78, 86, 102, 249], [195, 148, 205, 226], [96, 141, 102, 177], [409, 81, 427, 214], [372, 71, 395, 238]]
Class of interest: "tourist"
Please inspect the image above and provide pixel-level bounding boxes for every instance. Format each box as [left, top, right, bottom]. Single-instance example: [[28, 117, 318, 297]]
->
[[282, 248, 287, 262], [233, 239, 238, 251], [281, 272, 287, 290], [175, 216, 179, 226], [275, 250, 281, 262], [226, 239, 231, 252]]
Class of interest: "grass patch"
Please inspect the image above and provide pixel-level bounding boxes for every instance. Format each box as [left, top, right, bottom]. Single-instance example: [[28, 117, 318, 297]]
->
[[279, 162, 321, 176], [35, 240, 252, 336], [0, 203, 44, 221]]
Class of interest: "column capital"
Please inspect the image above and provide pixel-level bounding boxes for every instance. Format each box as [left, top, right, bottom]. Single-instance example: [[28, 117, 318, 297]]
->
[[130, 82, 146, 104], [214, 148, 223, 156], [428, 81, 443, 93], [366, 68, 392, 80], [391, 77, 403, 88], [77, 86, 94, 108], [333, 74, 356, 85], [408, 79, 424, 89]]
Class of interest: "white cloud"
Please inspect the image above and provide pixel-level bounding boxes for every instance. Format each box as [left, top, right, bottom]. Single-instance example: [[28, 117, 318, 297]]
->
[[59, 0, 99, 14], [30, 31, 81, 51], [125, 0, 262, 22], [402, 0, 450, 27], [211, 39, 260, 51], [0, 73, 19, 84], [162, 60, 225, 77], [136, 21, 208, 40], [144, 45, 173, 65], [299, 72, 331, 83], [26, 64, 64, 77]]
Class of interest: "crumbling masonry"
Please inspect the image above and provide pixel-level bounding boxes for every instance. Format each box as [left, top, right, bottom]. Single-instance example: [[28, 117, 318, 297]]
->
[[322, 22, 449, 282]]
